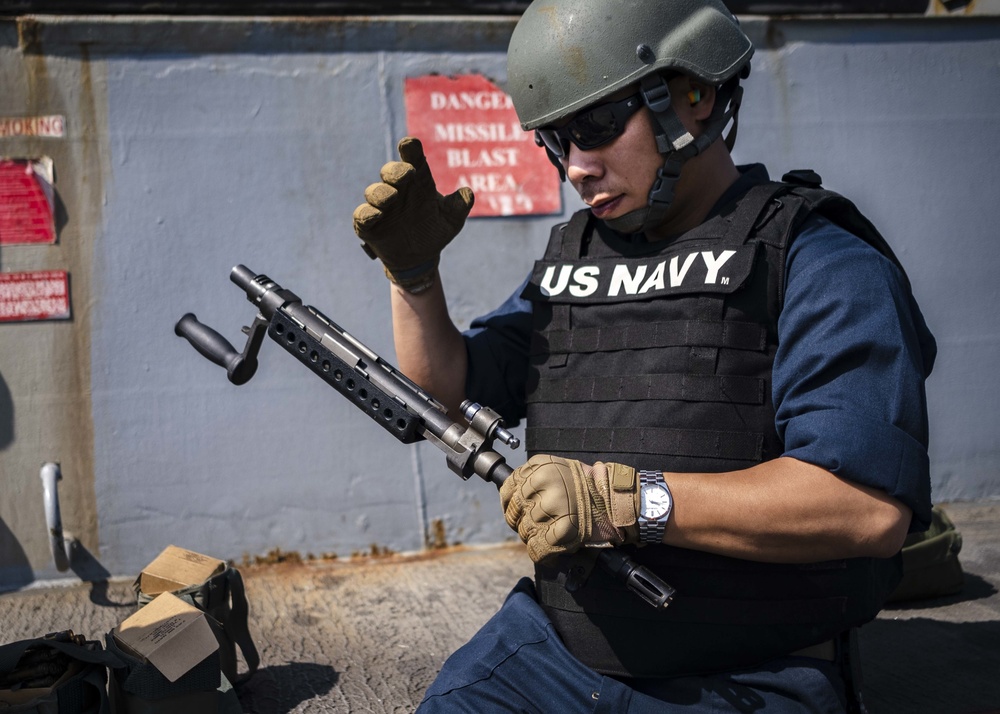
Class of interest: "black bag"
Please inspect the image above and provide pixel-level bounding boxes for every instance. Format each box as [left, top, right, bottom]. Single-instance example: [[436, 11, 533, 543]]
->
[[0, 631, 122, 714], [888, 505, 964, 603], [104, 631, 242, 714]]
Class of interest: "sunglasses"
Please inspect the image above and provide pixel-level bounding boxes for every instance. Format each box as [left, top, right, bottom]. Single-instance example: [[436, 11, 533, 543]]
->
[[535, 93, 644, 158]]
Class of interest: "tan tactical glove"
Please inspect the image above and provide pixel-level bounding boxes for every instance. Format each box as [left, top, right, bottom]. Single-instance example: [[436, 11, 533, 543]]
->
[[499, 454, 641, 563], [352, 137, 475, 293]]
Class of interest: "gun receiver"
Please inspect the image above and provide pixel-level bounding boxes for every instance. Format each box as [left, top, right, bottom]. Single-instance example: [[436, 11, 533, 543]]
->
[[176, 265, 675, 608]]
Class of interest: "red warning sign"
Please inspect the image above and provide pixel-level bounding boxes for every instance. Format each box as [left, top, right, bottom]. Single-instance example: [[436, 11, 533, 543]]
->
[[0, 158, 56, 245], [0, 270, 71, 322], [404, 74, 561, 218]]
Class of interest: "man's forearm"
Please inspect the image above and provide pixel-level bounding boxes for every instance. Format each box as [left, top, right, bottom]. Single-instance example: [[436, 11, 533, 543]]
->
[[390, 272, 468, 416], [662, 456, 912, 563]]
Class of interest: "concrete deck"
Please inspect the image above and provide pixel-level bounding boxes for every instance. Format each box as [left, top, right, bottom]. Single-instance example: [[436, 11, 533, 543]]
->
[[2, 500, 998, 713]]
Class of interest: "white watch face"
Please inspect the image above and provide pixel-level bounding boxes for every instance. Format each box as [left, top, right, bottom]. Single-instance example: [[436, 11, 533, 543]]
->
[[641, 484, 671, 520]]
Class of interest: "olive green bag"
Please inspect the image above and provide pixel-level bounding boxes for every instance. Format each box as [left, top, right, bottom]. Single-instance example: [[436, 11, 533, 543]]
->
[[109, 563, 258, 714], [888, 505, 965, 603], [133, 566, 259, 687]]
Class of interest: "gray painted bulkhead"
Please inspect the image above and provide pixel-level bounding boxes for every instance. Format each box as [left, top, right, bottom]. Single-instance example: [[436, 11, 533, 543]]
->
[[0, 14, 998, 587]]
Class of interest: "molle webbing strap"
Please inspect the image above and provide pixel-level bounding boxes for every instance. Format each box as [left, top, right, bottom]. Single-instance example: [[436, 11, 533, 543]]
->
[[554, 210, 593, 260], [530, 373, 764, 405], [531, 319, 767, 356], [687, 296, 725, 376], [536, 578, 846, 624], [528, 426, 764, 462]]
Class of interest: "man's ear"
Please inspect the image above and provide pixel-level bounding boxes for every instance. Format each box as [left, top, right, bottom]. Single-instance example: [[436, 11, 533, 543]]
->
[[688, 82, 715, 120]]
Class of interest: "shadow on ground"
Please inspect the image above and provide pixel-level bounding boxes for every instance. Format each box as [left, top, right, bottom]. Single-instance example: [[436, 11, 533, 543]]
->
[[863, 616, 1000, 714], [237, 662, 340, 714]]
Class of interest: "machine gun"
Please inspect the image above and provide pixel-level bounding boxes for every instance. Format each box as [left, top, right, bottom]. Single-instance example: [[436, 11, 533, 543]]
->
[[175, 265, 675, 608]]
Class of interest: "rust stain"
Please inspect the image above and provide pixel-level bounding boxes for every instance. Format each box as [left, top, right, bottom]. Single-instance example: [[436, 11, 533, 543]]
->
[[764, 20, 786, 51], [16, 18, 42, 55], [351, 543, 397, 559], [537, 5, 558, 23], [240, 542, 524, 576], [565, 46, 588, 87], [537, 5, 588, 88], [237, 542, 524, 572], [20, 26, 50, 120], [64, 43, 101, 556], [427, 517, 448, 550], [240, 547, 306, 567], [239, 543, 406, 566]]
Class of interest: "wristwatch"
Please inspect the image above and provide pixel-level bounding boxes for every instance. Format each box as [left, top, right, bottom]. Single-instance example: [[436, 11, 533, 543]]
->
[[638, 470, 673, 544]]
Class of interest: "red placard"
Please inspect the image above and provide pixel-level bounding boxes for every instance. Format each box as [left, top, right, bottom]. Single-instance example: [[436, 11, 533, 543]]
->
[[0, 270, 71, 322], [0, 158, 56, 245], [404, 74, 561, 217]]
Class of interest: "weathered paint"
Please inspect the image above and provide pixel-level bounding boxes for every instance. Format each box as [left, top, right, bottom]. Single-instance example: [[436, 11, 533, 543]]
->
[[0, 15, 998, 588], [0, 22, 106, 587]]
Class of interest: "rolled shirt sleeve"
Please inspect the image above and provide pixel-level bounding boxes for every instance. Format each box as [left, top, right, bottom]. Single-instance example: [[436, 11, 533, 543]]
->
[[775, 215, 936, 530]]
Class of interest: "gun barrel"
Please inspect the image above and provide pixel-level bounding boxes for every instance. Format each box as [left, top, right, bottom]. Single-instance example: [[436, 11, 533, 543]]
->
[[230, 264, 258, 295]]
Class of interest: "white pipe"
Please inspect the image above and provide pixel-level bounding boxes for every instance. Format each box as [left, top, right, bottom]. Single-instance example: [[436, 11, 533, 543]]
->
[[39, 462, 74, 572]]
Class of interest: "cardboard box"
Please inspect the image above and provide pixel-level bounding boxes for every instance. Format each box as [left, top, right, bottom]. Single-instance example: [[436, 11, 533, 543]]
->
[[136, 545, 225, 596], [114, 592, 219, 682]]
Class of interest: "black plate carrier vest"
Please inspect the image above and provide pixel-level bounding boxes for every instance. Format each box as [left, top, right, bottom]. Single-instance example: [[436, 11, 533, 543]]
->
[[520, 175, 906, 678]]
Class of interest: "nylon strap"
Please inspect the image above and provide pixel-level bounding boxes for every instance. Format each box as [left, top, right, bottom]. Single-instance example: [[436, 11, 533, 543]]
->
[[530, 373, 764, 405], [537, 578, 845, 624], [557, 210, 592, 259], [638, 74, 745, 235], [222, 568, 259, 683], [688, 296, 724, 376], [531, 319, 767, 356], [527, 426, 764, 462]]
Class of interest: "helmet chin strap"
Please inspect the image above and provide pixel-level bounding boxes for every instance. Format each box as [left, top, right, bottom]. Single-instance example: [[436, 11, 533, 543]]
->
[[610, 74, 743, 237], [540, 73, 745, 237], [604, 206, 651, 234]]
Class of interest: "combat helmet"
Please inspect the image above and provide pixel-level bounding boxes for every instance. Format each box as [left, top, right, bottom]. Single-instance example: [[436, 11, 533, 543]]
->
[[507, 0, 754, 233]]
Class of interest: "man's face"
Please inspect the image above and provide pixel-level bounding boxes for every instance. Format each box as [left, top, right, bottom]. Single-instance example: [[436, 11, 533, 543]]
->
[[556, 76, 704, 236], [560, 103, 663, 223]]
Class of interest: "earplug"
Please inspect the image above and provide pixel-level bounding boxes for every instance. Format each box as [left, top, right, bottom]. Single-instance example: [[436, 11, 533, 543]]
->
[[688, 89, 702, 105]]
